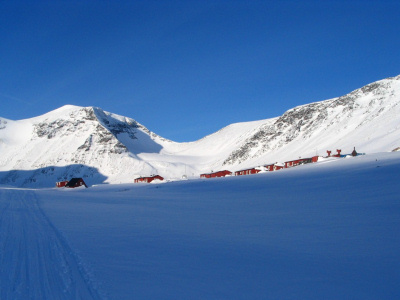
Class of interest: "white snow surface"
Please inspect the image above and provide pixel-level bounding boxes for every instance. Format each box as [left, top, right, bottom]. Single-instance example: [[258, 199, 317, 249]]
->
[[1, 152, 399, 299], [0, 74, 400, 187]]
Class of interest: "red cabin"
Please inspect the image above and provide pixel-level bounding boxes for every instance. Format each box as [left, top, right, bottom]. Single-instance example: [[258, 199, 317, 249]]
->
[[56, 181, 68, 188], [235, 168, 261, 176], [285, 159, 301, 168], [134, 175, 164, 183], [200, 170, 232, 178], [264, 163, 284, 171], [285, 156, 318, 168], [65, 178, 87, 188]]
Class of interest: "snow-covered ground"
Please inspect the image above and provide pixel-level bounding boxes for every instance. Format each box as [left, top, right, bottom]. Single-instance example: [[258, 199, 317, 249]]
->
[[1, 152, 399, 299]]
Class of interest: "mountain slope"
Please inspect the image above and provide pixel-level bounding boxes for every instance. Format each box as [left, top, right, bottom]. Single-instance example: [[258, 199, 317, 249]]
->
[[222, 74, 400, 168], [1, 75, 400, 187]]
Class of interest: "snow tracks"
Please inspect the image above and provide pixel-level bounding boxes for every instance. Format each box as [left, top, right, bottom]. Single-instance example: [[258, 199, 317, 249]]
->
[[0, 189, 103, 300]]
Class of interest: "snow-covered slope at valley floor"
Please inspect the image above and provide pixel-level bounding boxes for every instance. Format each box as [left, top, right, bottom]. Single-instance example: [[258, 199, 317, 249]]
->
[[0, 152, 399, 299], [0, 75, 400, 187]]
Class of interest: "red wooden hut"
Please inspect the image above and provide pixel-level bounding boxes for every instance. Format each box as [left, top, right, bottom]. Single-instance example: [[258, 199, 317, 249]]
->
[[200, 170, 232, 178], [285, 156, 318, 168], [264, 163, 284, 172], [285, 159, 301, 168], [56, 181, 69, 188], [234, 168, 261, 176], [134, 175, 164, 183]]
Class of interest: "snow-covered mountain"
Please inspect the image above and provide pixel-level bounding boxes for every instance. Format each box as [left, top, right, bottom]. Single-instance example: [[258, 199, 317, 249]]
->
[[1, 75, 400, 187], [223, 75, 400, 167]]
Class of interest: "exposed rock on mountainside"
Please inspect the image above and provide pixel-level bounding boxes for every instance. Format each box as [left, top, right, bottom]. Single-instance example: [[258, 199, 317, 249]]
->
[[223, 75, 400, 165]]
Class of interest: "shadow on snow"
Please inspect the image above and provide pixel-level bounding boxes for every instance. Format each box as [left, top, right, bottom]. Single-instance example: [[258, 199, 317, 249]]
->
[[0, 164, 108, 188]]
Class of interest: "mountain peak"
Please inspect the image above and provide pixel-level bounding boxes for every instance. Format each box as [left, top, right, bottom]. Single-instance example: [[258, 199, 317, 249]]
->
[[35, 104, 84, 119]]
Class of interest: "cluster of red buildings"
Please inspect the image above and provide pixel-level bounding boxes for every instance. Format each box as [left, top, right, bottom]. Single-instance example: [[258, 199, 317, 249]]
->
[[56, 148, 360, 186], [201, 147, 359, 179], [56, 178, 87, 188], [201, 155, 320, 179], [235, 156, 319, 177]]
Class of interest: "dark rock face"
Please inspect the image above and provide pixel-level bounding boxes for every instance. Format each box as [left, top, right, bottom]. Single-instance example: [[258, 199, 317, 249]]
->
[[92, 107, 139, 140], [34, 108, 95, 139], [32, 107, 131, 161], [0, 119, 7, 130]]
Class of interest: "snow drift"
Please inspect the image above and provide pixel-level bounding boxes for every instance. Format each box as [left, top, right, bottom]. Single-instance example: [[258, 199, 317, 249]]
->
[[1, 151, 399, 299]]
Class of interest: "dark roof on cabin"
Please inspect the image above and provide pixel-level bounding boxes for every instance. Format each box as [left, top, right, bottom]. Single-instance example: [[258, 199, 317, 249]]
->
[[136, 175, 163, 180], [65, 178, 87, 187]]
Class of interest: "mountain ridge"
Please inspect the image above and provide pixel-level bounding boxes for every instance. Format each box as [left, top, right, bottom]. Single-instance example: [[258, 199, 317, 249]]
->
[[1, 74, 399, 187], [222, 75, 400, 166]]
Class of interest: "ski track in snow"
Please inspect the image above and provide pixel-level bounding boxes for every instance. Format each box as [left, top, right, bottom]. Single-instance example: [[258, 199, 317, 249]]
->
[[0, 189, 103, 300]]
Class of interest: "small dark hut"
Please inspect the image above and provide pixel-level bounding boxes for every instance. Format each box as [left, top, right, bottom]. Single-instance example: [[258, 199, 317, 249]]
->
[[65, 178, 88, 188]]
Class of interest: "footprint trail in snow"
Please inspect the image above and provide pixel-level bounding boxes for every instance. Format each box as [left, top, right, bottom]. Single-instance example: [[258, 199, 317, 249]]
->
[[0, 189, 103, 300]]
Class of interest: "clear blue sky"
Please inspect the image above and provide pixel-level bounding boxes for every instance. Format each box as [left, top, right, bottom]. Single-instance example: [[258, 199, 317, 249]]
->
[[1, 0, 399, 142]]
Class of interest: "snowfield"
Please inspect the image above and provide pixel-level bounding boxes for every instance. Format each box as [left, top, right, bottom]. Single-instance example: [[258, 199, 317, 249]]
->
[[1, 152, 399, 299]]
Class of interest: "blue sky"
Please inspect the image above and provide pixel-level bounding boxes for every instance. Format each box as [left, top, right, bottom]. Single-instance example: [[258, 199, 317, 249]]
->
[[1, 0, 399, 142]]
